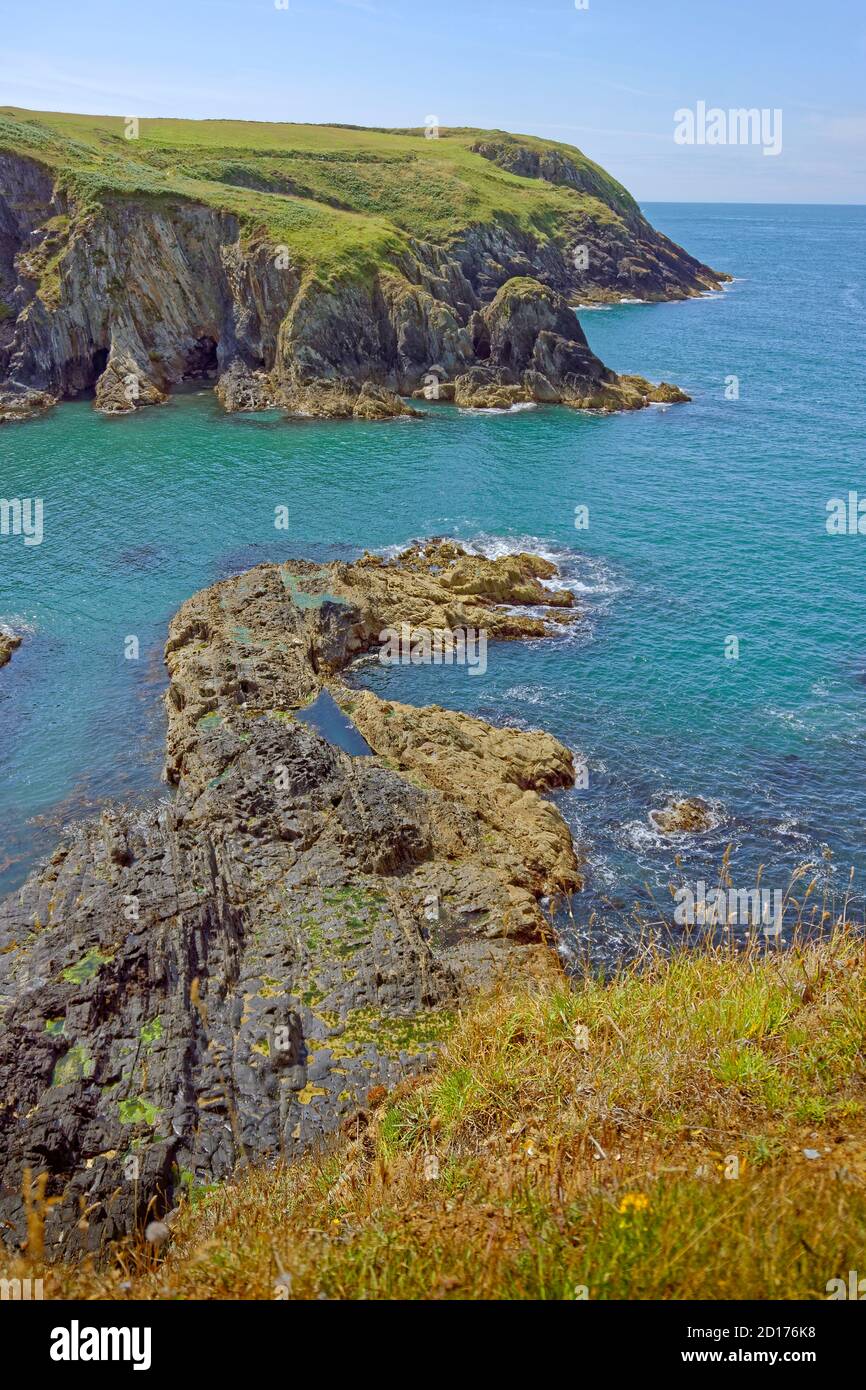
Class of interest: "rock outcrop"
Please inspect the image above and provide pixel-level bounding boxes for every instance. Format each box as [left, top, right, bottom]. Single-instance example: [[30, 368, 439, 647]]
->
[[0, 543, 580, 1257], [439, 278, 689, 411], [0, 628, 22, 667], [650, 797, 716, 835], [0, 115, 728, 424]]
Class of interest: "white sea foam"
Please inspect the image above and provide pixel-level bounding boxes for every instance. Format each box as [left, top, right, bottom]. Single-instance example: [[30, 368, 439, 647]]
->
[[460, 534, 620, 586], [775, 817, 810, 844], [0, 616, 36, 637], [579, 852, 619, 894], [502, 683, 549, 706], [767, 706, 809, 733], [459, 533, 562, 565], [620, 819, 669, 853], [456, 401, 538, 416]]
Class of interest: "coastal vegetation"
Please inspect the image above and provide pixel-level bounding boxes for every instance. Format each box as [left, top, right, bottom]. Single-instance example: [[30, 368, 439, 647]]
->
[[14, 924, 865, 1300], [0, 108, 640, 282]]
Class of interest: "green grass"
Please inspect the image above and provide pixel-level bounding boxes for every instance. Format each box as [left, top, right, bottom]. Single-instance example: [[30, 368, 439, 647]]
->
[[52, 1042, 95, 1087], [0, 107, 640, 286]]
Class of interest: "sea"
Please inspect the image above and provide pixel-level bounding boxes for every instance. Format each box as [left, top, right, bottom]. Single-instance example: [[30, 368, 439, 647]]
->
[[2, 204, 865, 964]]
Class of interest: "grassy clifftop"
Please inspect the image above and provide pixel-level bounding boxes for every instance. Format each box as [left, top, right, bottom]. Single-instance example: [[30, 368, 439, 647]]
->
[[0, 107, 638, 282]]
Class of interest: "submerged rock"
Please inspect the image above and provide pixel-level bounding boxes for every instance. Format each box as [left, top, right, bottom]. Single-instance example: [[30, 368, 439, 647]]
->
[[0, 543, 581, 1256], [650, 797, 716, 835], [0, 628, 22, 667]]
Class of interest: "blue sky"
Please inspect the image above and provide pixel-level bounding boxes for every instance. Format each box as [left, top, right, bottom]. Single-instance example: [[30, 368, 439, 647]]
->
[[3, 0, 864, 202]]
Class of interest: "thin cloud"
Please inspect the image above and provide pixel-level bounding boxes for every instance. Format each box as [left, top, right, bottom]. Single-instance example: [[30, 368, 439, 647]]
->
[[823, 115, 866, 144], [542, 122, 671, 143]]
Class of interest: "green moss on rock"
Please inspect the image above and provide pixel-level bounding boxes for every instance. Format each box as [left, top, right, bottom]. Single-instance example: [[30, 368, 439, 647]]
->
[[52, 1042, 95, 1086]]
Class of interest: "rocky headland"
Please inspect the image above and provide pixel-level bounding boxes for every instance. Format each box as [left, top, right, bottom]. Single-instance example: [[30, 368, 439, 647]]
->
[[0, 111, 729, 424], [0, 542, 582, 1257]]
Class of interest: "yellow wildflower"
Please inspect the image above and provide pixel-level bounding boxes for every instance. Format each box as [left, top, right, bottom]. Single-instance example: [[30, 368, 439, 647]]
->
[[618, 1192, 650, 1216]]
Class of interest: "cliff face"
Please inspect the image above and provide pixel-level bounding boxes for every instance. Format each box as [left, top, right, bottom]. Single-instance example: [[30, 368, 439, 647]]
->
[[0, 158, 298, 418], [0, 542, 580, 1257], [0, 113, 728, 423]]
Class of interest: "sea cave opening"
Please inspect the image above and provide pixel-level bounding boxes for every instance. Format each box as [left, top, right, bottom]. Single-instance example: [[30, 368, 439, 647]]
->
[[89, 347, 109, 383], [183, 336, 219, 380]]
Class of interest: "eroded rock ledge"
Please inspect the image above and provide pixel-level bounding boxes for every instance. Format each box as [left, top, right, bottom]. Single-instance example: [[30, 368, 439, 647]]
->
[[0, 542, 581, 1256]]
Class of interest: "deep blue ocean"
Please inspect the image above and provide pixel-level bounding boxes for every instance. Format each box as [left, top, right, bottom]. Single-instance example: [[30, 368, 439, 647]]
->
[[2, 204, 865, 960]]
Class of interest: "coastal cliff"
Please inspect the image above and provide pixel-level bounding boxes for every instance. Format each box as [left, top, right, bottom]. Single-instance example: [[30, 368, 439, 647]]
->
[[0, 542, 581, 1257], [0, 110, 728, 423]]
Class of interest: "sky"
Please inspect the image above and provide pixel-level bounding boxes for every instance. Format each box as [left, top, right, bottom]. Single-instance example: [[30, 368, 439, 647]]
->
[[2, 0, 864, 202]]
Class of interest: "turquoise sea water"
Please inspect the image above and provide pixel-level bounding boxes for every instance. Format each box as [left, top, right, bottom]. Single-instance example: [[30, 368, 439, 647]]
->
[[2, 204, 865, 959]]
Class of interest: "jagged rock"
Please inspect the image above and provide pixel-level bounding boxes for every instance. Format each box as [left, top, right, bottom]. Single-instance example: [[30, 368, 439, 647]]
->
[[650, 798, 715, 835], [0, 385, 55, 423], [483, 277, 590, 374], [0, 543, 580, 1257], [448, 279, 691, 413], [524, 370, 562, 403], [214, 360, 280, 412], [94, 354, 167, 415], [636, 379, 690, 405], [453, 367, 526, 410], [0, 628, 22, 666]]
